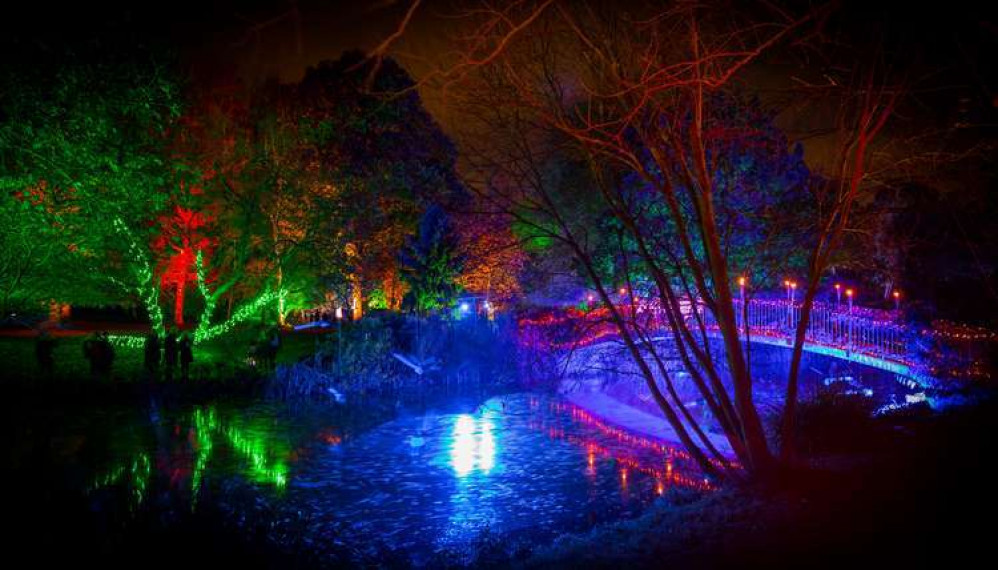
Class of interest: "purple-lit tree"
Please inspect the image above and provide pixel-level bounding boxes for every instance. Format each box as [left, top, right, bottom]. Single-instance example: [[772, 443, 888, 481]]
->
[[429, 0, 907, 479]]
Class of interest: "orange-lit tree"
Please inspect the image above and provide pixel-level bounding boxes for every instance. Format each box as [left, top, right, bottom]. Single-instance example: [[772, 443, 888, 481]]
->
[[456, 211, 527, 306]]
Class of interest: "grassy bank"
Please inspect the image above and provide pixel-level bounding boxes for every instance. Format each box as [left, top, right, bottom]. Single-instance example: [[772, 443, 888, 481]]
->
[[0, 327, 317, 383]]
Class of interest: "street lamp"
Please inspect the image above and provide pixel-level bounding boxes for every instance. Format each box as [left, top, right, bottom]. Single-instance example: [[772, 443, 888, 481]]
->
[[834, 283, 841, 307], [335, 306, 343, 378], [789, 281, 798, 330], [893, 290, 901, 311], [737, 276, 746, 331], [845, 288, 854, 350]]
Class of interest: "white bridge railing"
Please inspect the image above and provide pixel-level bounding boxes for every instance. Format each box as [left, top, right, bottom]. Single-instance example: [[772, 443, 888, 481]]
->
[[697, 298, 909, 363]]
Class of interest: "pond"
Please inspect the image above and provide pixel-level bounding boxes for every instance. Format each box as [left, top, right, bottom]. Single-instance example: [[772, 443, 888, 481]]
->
[[9, 390, 710, 565]]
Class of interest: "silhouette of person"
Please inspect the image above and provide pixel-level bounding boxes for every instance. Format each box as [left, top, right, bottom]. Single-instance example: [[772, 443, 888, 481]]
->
[[164, 329, 178, 382], [35, 329, 56, 380], [143, 332, 160, 381], [178, 332, 193, 381], [100, 331, 115, 381], [83, 332, 100, 380]]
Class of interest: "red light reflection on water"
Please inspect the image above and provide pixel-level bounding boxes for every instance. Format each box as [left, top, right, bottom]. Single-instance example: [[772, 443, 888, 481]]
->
[[528, 397, 727, 492]]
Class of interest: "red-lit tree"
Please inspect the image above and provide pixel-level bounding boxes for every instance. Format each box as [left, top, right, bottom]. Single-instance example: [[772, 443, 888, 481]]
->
[[153, 204, 214, 327]]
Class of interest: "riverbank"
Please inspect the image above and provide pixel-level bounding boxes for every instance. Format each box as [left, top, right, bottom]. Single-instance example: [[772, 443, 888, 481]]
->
[[528, 394, 998, 568], [563, 391, 736, 458], [0, 327, 316, 383]]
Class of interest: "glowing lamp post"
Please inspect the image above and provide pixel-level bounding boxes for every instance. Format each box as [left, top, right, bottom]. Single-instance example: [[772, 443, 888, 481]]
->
[[335, 307, 343, 378], [893, 290, 901, 312], [737, 276, 746, 331], [784, 279, 797, 330], [845, 288, 854, 350], [790, 281, 799, 330], [834, 283, 842, 307]]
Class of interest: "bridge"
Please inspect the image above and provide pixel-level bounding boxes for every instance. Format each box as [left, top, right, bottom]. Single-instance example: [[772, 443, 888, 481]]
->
[[520, 296, 995, 386]]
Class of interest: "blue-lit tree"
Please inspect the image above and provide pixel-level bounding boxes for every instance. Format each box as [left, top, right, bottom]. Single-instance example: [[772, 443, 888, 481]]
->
[[398, 205, 465, 313]]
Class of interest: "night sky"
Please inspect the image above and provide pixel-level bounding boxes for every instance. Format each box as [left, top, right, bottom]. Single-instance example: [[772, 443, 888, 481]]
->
[[5, 1, 994, 120], [2, 0, 994, 214]]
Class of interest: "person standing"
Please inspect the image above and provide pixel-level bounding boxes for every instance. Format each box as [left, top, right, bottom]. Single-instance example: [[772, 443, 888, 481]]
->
[[99, 331, 115, 381], [164, 329, 178, 382], [35, 329, 56, 380], [178, 332, 193, 382], [83, 332, 100, 380], [267, 327, 282, 370], [143, 332, 160, 381]]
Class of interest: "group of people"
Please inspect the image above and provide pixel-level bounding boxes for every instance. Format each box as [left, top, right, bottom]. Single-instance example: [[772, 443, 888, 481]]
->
[[249, 326, 282, 371], [144, 329, 194, 381], [82, 331, 116, 380]]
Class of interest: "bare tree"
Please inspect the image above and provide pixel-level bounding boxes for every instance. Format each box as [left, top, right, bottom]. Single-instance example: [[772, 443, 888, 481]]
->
[[365, 0, 934, 480]]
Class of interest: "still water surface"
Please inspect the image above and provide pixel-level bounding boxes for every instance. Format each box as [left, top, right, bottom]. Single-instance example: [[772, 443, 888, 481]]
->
[[21, 391, 709, 562]]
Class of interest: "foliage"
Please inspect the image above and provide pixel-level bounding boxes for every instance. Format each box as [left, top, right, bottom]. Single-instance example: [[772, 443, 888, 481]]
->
[[297, 52, 466, 308], [456, 212, 527, 303], [0, 50, 182, 328], [398, 205, 465, 312]]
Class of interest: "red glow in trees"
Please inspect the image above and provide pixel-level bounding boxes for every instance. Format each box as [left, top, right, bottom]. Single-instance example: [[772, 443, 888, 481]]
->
[[154, 204, 214, 327]]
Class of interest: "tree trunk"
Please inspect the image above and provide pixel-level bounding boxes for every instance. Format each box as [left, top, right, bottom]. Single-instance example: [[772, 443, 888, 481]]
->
[[174, 282, 185, 327]]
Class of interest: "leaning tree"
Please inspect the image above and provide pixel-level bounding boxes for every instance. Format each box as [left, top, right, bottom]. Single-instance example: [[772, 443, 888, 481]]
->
[[406, 0, 908, 479]]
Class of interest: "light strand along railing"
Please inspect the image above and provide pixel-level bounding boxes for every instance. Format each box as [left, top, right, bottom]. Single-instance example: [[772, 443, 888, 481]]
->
[[697, 298, 909, 363]]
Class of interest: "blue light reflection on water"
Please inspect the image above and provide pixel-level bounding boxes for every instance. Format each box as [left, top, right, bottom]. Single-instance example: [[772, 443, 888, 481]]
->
[[57, 392, 706, 564], [283, 393, 707, 560], [450, 413, 497, 477]]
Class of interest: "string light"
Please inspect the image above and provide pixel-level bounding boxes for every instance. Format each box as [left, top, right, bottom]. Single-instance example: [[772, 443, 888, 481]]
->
[[194, 288, 283, 344], [113, 217, 165, 336], [193, 249, 216, 341], [108, 334, 145, 349], [520, 293, 993, 382]]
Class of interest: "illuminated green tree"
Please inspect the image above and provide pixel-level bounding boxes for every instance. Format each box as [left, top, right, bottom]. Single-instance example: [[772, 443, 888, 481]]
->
[[0, 52, 182, 332], [0, 185, 101, 314]]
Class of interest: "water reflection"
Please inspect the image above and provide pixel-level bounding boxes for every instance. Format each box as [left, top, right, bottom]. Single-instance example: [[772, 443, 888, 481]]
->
[[450, 414, 497, 477], [533, 399, 717, 492], [87, 405, 289, 513], [59, 393, 711, 563]]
